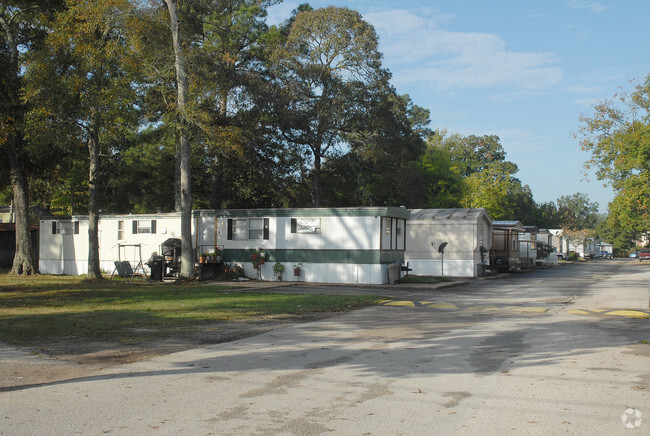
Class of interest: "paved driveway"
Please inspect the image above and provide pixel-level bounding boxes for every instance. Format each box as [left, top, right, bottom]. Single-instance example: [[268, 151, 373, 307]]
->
[[1, 261, 649, 435]]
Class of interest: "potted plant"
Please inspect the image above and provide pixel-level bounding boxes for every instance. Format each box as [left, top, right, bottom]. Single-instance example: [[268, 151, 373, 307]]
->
[[293, 262, 302, 276], [199, 253, 207, 264], [273, 262, 285, 281]]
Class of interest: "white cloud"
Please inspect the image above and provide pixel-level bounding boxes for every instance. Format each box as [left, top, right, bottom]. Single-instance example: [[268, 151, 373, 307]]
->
[[364, 9, 564, 92], [568, 1, 608, 13]]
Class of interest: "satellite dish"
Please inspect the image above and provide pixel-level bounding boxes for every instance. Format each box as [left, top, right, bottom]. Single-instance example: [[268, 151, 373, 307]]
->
[[438, 242, 448, 253]]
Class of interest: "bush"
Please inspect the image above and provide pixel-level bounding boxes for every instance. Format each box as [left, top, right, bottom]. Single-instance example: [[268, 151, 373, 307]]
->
[[568, 251, 579, 261], [536, 242, 553, 259]]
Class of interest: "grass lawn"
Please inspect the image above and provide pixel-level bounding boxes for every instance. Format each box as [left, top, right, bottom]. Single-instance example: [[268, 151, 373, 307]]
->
[[0, 273, 384, 348]]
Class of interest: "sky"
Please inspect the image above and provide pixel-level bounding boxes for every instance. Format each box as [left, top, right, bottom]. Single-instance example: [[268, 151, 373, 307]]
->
[[266, 0, 650, 213]]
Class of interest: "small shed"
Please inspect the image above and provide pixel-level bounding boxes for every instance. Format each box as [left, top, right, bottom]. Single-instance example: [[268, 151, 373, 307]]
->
[[491, 220, 524, 271], [404, 208, 492, 277]]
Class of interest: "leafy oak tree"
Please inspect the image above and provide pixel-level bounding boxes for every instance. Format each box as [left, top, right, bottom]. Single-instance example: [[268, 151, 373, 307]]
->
[[321, 91, 430, 207], [577, 75, 650, 238], [273, 6, 387, 207], [0, 1, 64, 274], [196, 0, 280, 208], [556, 192, 599, 230], [26, 0, 141, 279]]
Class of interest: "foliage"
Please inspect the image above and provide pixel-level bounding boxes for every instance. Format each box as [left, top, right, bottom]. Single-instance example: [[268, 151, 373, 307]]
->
[[577, 74, 650, 238], [272, 261, 285, 276], [24, 0, 144, 278], [321, 92, 431, 207], [272, 6, 387, 206], [438, 132, 518, 177], [556, 193, 600, 230], [536, 242, 554, 259], [459, 162, 522, 220], [417, 131, 464, 208], [4, 1, 625, 245]]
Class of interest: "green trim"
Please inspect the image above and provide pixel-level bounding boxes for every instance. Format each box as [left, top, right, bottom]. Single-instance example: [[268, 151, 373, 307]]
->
[[220, 248, 404, 264], [194, 207, 410, 220]]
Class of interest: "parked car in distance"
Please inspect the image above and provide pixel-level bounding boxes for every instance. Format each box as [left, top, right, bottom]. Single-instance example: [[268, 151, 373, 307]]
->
[[555, 251, 566, 260], [630, 251, 639, 259], [639, 248, 650, 261]]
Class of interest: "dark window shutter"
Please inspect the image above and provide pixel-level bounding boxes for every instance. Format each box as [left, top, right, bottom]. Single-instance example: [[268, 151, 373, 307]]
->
[[227, 219, 233, 240], [132, 221, 137, 234], [291, 218, 297, 233], [263, 218, 269, 240], [74, 221, 80, 234], [52, 221, 57, 234], [151, 220, 156, 234]]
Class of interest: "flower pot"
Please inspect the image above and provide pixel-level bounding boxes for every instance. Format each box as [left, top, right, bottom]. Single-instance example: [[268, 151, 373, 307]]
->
[[251, 254, 258, 261], [260, 258, 265, 264]]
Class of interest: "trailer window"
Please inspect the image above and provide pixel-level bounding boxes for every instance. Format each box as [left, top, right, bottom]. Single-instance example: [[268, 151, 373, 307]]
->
[[232, 219, 247, 240], [52, 221, 79, 235], [228, 218, 269, 240], [132, 220, 157, 234], [291, 218, 321, 234], [118, 221, 124, 240], [249, 218, 264, 239]]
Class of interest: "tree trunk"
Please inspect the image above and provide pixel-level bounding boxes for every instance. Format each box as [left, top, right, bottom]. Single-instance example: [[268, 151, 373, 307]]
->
[[174, 135, 181, 212], [312, 151, 321, 207], [7, 130, 35, 275], [87, 118, 102, 279], [165, 0, 194, 280]]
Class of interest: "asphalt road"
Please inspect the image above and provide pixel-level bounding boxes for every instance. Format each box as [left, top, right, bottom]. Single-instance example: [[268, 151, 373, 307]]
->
[[1, 260, 649, 435]]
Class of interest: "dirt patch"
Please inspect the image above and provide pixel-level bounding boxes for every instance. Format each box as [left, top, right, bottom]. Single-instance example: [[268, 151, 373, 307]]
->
[[1, 314, 331, 391]]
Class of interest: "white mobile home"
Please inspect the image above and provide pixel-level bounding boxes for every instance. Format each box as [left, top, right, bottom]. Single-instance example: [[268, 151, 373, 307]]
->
[[404, 208, 492, 277], [194, 207, 408, 284], [40, 207, 409, 284], [40, 213, 182, 275]]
